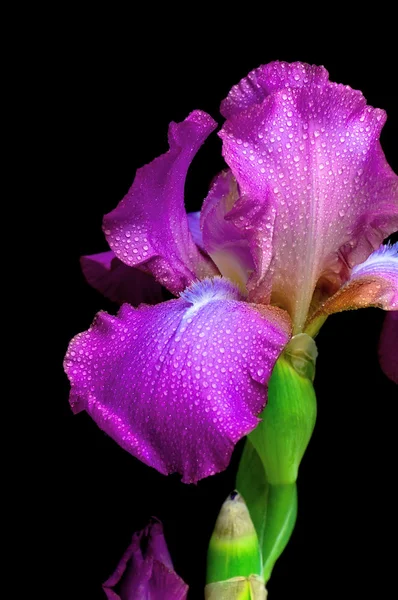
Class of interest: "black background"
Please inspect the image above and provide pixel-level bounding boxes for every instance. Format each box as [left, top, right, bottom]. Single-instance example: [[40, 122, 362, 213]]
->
[[49, 17, 397, 600]]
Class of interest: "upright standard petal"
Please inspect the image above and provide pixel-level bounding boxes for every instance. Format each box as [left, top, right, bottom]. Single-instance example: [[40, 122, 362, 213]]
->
[[306, 243, 398, 331], [379, 311, 398, 384], [103, 111, 218, 296], [221, 61, 328, 119], [103, 519, 188, 600], [220, 61, 398, 332], [81, 251, 163, 306], [64, 278, 291, 483]]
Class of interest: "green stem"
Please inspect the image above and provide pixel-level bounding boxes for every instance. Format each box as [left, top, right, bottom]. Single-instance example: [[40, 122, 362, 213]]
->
[[236, 439, 269, 546]]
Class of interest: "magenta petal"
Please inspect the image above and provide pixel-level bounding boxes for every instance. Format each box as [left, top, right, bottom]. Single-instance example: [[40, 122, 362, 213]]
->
[[186, 211, 205, 251], [221, 61, 328, 119], [103, 520, 188, 600], [103, 111, 218, 295], [220, 61, 398, 332], [200, 170, 254, 290], [81, 251, 163, 306], [379, 311, 398, 384], [200, 170, 275, 300], [64, 278, 290, 483]]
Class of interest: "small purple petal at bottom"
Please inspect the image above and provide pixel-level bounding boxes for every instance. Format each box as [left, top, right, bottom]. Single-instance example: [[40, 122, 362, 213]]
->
[[102, 519, 188, 600]]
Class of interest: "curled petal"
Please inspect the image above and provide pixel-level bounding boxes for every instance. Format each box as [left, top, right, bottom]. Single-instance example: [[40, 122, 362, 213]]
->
[[103, 111, 218, 295], [81, 251, 163, 306], [103, 519, 188, 600], [201, 170, 255, 292], [220, 61, 398, 332], [64, 278, 291, 483], [379, 311, 398, 384], [200, 170, 276, 301], [306, 243, 398, 330]]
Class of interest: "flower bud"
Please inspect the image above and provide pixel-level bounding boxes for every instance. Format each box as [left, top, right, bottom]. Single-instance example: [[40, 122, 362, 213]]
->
[[206, 492, 263, 589]]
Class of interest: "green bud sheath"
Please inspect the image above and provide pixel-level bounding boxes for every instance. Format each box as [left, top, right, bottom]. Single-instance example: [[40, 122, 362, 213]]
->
[[249, 334, 317, 486], [206, 492, 263, 585]]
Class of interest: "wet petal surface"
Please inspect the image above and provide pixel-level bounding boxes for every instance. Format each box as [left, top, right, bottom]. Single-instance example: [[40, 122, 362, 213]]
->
[[103, 111, 218, 295], [220, 61, 398, 331], [201, 170, 255, 291], [64, 278, 290, 483]]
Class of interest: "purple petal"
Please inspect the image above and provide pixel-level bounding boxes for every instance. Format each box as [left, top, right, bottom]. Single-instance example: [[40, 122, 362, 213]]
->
[[379, 311, 398, 384], [103, 519, 188, 600], [200, 170, 275, 300], [220, 61, 398, 333], [81, 251, 163, 306], [307, 243, 398, 327], [64, 278, 291, 483], [221, 61, 328, 119], [200, 170, 254, 290], [146, 562, 188, 600], [103, 111, 218, 295], [187, 211, 205, 251]]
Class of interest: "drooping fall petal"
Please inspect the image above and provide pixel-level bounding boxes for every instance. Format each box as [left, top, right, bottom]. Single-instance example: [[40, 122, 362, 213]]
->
[[64, 278, 290, 483], [102, 519, 188, 600], [378, 311, 398, 384], [80, 251, 163, 306], [306, 243, 397, 331], [220, 61, 398, 332], [103, 111, 218, 296]]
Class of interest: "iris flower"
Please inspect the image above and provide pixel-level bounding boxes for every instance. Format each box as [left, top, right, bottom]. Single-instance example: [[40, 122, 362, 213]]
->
[[65, 61, 397, 485]]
